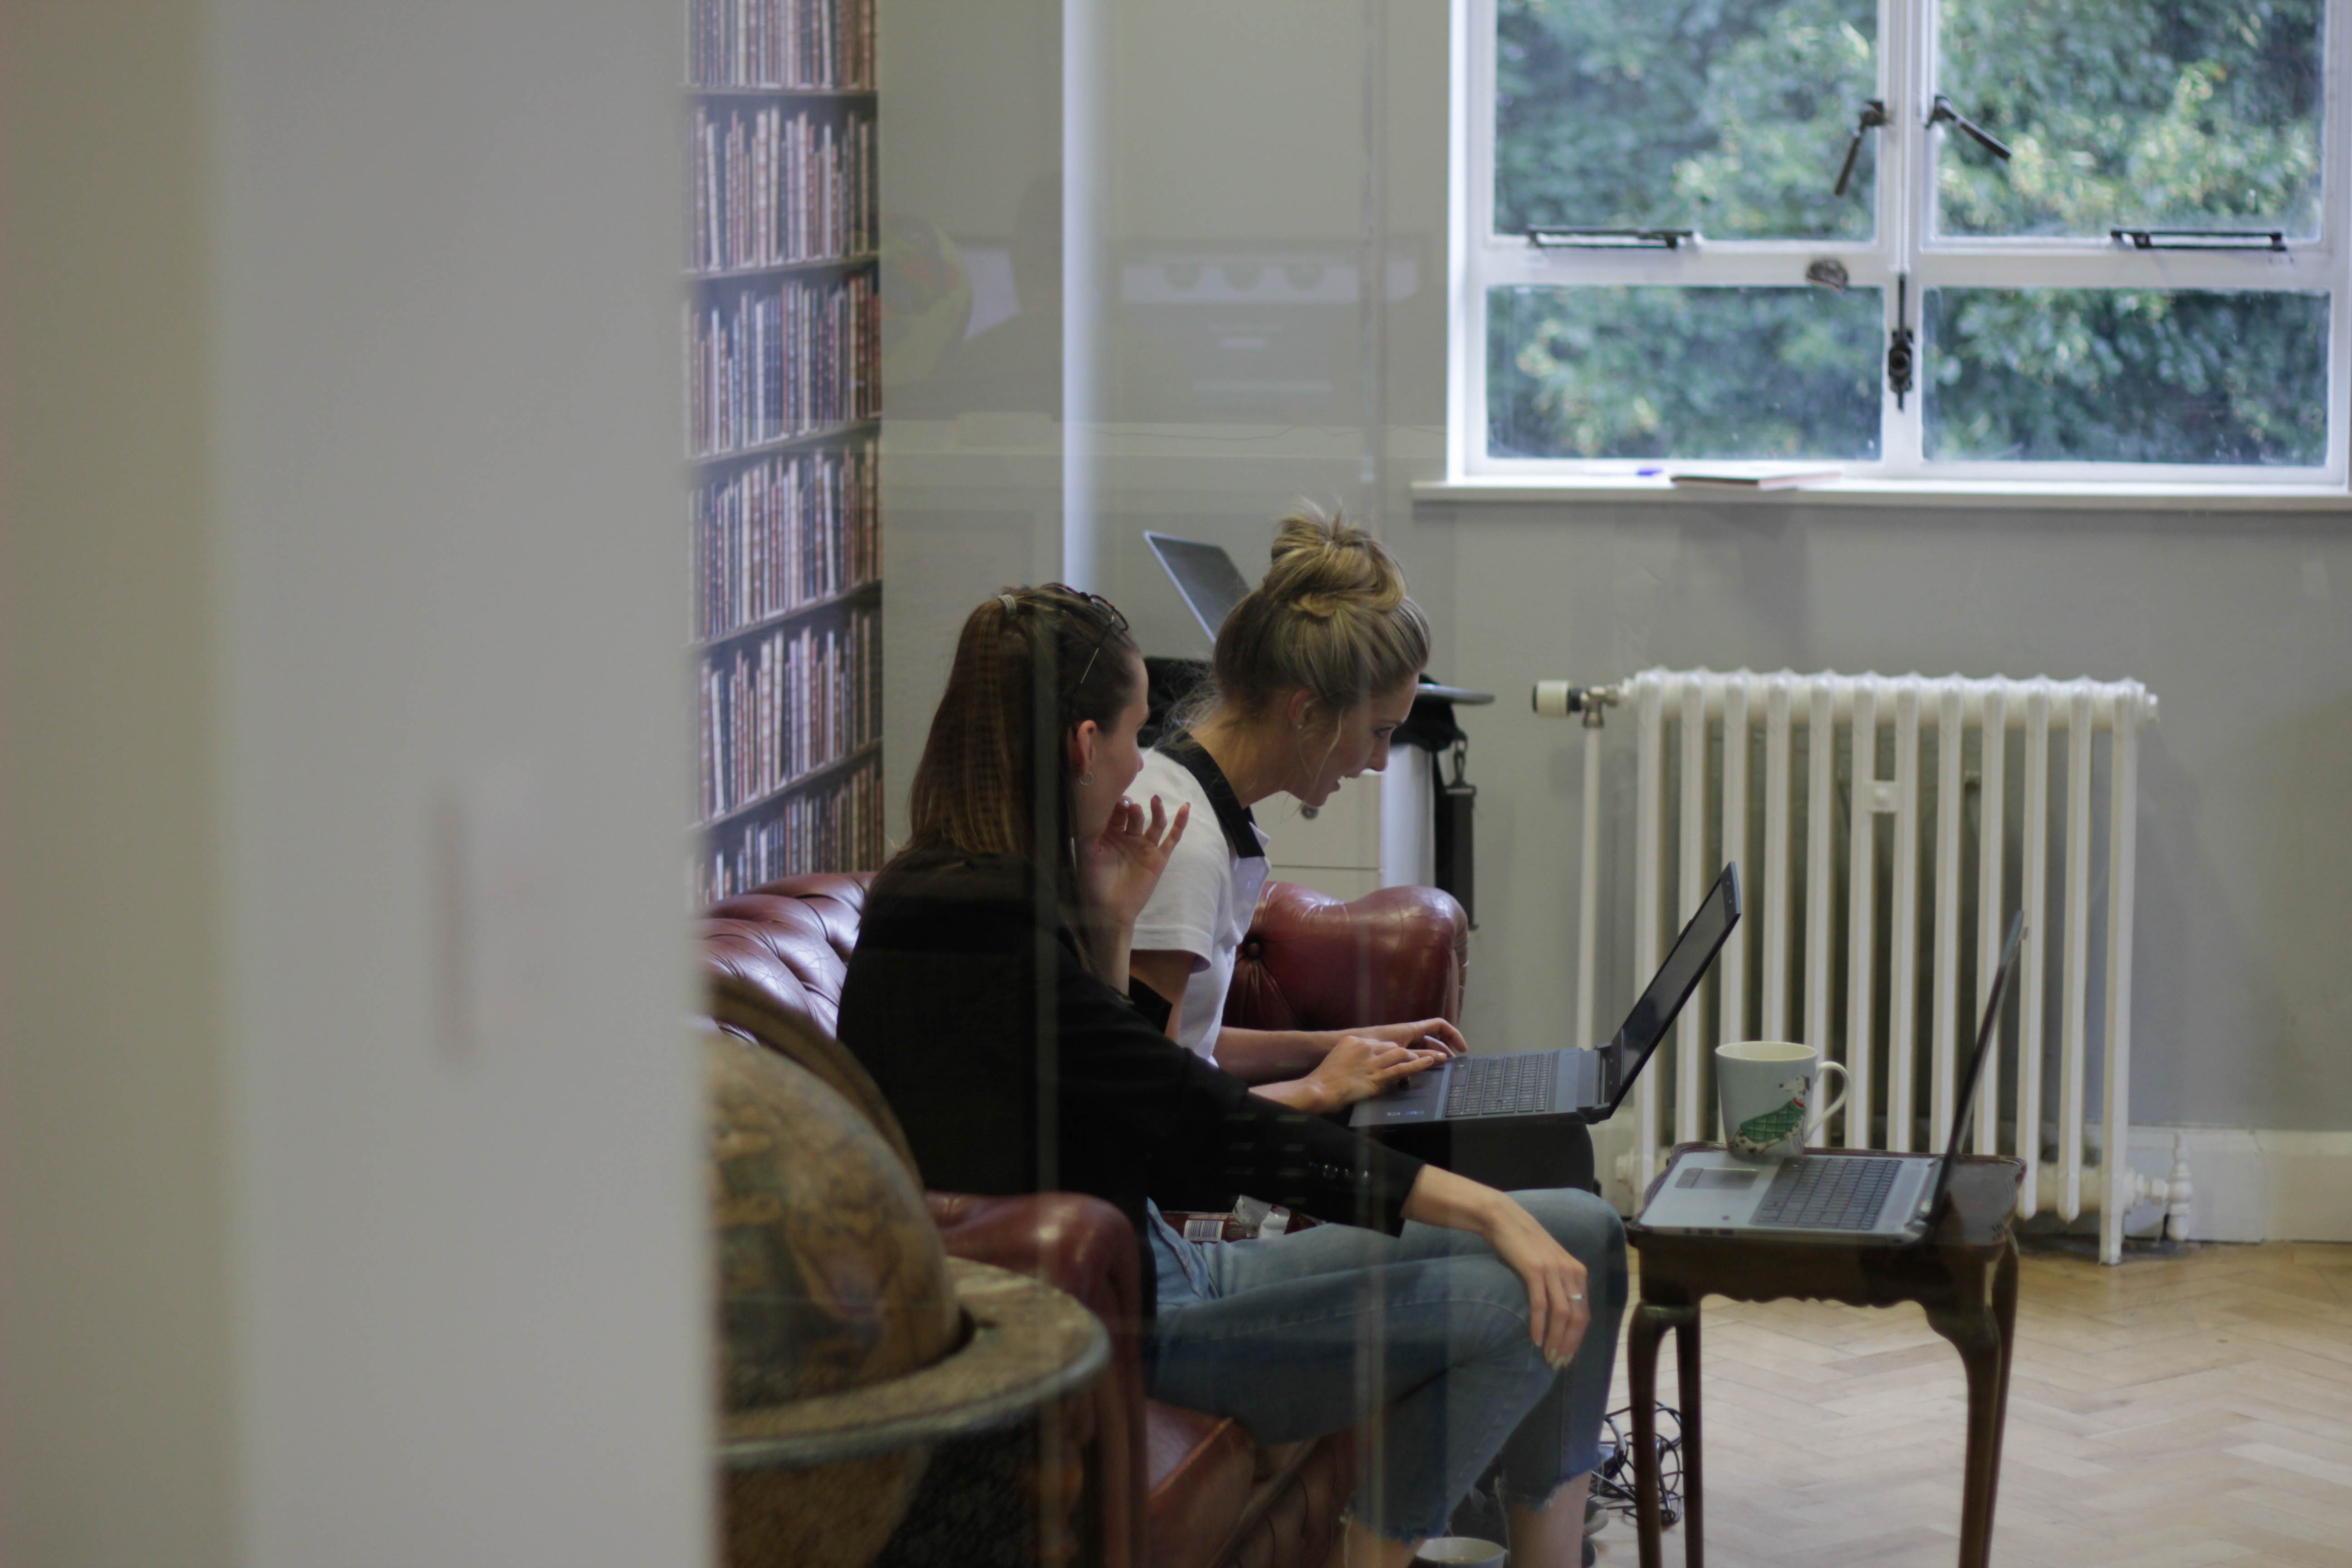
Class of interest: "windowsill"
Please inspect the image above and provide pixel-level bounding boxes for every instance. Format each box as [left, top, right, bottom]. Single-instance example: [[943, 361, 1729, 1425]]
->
[[1413, 476, 2352, 511]]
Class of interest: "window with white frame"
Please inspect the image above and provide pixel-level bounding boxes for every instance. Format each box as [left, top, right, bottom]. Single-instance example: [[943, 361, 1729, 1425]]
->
[[1450, 0, 2347, 488]]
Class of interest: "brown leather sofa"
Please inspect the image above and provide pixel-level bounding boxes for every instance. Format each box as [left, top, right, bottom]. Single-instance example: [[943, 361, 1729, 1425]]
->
[[701, 872, 1470, 1568]]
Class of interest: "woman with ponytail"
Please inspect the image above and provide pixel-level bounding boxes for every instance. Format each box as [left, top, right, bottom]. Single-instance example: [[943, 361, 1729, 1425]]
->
[[838, 583, 1622, 1568]]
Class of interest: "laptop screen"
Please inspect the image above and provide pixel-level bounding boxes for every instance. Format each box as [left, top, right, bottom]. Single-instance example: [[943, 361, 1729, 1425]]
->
[[1146, 532, 1256, 646], [1603, 863, 1742, 1114], [1924, 910, 2026, 1215]]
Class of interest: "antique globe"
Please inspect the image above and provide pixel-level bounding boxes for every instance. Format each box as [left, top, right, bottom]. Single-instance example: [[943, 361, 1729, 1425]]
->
[[703, 1025, 961, 1568]]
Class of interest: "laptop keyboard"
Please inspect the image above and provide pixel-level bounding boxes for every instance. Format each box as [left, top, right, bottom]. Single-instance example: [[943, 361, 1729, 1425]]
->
[[1442, 1054, 1556, 1118], [1752, 1156, 1903, 1230]]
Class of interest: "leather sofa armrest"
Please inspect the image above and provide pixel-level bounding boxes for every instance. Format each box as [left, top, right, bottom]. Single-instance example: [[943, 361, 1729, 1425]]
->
[[1225, 881, 1469, 1035], [925, 1191, 1142, 1337]]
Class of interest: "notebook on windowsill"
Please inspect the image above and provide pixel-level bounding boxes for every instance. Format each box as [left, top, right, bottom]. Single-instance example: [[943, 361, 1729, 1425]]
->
[[1667, 468, 1843, 490]]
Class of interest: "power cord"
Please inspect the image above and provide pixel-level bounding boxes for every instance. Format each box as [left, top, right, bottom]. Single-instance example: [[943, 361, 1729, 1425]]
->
[[1589, 1403, 1684, 1529]]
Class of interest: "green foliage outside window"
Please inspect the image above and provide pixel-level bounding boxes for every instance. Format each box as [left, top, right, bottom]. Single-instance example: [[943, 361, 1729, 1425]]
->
[[1926, 289, 2328, 463], [1490, 286, 1882, 459], [1938, 0, 2322, 239], [1489, 0, 2331, 466]]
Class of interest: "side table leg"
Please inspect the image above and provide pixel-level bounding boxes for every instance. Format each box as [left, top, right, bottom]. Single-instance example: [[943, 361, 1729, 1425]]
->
[[1925, 1244, 2017, 1568], [1628, 1303, 1700, 1568], [1627, 1303, 1668, 1568], [1674, 1306, 1703, 1568]]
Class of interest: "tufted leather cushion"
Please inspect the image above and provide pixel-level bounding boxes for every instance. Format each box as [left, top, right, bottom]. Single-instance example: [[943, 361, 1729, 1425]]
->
[[1211, 1428, 1355, 1568], [704, 874, 869, 1036], [1146, 1406, 1259, 1568], [1225, 882, 1468, 1034]]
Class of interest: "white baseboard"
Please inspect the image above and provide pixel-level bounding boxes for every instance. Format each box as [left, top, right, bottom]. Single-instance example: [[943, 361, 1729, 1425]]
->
[[2123, 1126, 2352, 1244]]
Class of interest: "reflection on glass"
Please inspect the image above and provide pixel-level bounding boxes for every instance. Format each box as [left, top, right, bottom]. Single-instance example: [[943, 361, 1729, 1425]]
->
[[1937, 0, 2323, 239], [1488, 286, 1882, 460], [1495, 0, 1878, 240], [1923, 289, 2328, 463]]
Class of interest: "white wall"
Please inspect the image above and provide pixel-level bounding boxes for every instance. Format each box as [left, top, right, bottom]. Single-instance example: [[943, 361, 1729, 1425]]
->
[[2, 5, 707, 1564]]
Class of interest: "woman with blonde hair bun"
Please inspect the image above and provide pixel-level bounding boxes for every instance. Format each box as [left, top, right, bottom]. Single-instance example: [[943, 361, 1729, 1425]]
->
[[1129, 508, 1464, 1108]]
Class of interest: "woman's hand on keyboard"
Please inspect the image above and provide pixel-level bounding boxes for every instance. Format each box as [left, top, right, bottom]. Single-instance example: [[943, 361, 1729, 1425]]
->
[[1295, 1034, 1444, 1113], [1337, 1017, 1468, 1058]]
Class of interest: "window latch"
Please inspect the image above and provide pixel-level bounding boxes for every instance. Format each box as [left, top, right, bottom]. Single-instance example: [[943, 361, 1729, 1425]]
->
[[1833, 99, 1888, 197], [1927, 96, 2012, 162], [1886, 274, 1915, 411], [2111, 228, 2286, 252], [1526, 227, 1693, 250]]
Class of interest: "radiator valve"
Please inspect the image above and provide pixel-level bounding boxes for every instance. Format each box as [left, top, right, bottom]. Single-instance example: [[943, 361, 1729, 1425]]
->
[[1533, 681, 1620, 728], [2112, 1132, 2194, 1243]]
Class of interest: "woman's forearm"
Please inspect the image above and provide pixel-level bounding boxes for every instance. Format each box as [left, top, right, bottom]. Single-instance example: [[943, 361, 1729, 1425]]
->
[[1090, 918, 1135, 992], [1397, 1163, 1514, 1240], [1211, 1025, 1334, 1083], [1245, 1074, 1334, 1115]]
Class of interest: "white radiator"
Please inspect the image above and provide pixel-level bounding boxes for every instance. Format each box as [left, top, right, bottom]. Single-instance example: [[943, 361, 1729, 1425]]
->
[[1553, 668, 2172, 1264]]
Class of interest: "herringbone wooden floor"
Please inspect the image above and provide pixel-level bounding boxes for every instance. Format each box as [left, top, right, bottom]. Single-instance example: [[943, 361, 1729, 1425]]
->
[[1588, 1241, 2352, 1568]]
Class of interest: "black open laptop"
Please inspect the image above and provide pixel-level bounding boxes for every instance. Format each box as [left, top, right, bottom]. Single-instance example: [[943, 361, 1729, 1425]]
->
[[1351, 864, 1741, 1130]]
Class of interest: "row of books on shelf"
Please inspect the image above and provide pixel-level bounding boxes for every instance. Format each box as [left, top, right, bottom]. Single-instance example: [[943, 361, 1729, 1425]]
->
[[694, 439, 878, 641], [691, 104, 875, 274], [688, 273, 879, 457], [696, 757, 884, 903], [688, 0, 875, 91], [698, 606, 880, 821]]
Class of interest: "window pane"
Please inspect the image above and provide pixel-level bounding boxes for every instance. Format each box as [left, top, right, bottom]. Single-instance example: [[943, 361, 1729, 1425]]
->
[[1923, 289, 2328, 463], [1489, 286, 1883, 459], [1937, 0, 2324, 240], [1495, 0, 1878, 241]]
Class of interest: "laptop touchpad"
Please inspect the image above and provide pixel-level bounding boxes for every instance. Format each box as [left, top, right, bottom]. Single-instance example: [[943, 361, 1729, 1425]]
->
[[1677, 1166, 1761, 1190]]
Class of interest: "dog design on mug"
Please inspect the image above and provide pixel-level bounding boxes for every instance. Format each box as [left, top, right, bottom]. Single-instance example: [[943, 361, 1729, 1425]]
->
[[1731, 1074, 1814, 1155]]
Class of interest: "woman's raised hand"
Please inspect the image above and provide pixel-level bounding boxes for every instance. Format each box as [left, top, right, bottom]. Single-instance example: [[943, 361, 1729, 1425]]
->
[[1078, 796, 1190, 931]]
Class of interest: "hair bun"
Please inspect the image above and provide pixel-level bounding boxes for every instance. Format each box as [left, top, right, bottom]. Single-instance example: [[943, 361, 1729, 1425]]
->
[[1265, 507, 1404, 613]]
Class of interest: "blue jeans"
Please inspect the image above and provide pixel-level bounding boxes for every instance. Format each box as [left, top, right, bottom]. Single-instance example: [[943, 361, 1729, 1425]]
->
[[1144, 1188, 1627, 1543]]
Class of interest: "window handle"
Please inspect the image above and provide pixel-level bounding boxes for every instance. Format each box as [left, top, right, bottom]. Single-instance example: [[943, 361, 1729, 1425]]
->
[[1886, 274, 1915, 412], [1526, 227, 1693, 250], [2112, 228, 2285, 252], [1927, 95, 2012, 162], [1833, 99, 1888, 197]]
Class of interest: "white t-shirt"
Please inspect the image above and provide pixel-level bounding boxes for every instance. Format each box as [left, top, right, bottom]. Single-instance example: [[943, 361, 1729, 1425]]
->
[[1129, 744, 1270, 1064]]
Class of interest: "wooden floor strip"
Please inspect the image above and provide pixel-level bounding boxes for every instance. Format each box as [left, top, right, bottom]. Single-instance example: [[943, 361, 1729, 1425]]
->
[[1591, 1241, 2352, 1566]]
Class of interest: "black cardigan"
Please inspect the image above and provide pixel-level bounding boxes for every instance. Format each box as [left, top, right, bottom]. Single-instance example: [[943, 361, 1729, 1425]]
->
[[836, 852, 1426, 1319]]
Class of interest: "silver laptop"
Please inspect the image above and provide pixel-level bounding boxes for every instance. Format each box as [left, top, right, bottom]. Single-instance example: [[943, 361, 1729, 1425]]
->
[[1352, 864, 1740, 1131], [1146, 531, 1255, 645], [1638, 911, 2025, 1246]]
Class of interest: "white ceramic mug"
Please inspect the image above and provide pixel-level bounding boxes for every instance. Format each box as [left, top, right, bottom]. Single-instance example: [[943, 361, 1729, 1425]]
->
[[1412, 1539, 1507, 1568], [1716, 1040, 1850, 1158]]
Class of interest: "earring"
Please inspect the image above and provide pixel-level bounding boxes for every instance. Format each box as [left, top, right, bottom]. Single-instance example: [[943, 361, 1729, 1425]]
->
[[1079, 771, 1094, 786]]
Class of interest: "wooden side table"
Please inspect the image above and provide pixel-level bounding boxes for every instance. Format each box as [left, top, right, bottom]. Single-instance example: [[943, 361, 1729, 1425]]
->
[[1624, 1145, 2027, 1568]]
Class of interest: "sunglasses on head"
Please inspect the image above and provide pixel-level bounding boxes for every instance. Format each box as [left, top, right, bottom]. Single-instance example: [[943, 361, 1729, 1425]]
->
[[1037, 584, 1129, 696]]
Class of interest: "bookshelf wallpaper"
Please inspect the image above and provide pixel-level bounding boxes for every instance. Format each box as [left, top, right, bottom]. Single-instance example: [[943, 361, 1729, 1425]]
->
[[687, 0, 883, 903]]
